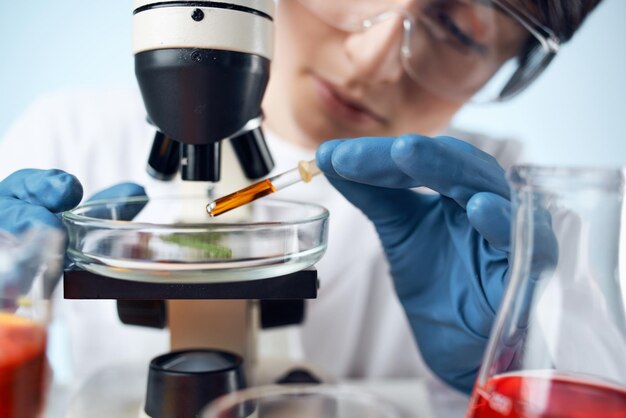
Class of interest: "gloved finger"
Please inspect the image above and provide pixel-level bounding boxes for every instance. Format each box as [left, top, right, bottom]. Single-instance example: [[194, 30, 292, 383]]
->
[[0, 198, 64, 235], [87, 182, 146, 202], [318, 139, 434, 215], [0, 169, 83, 213], [318, 139, 441, 254], [324, 176, 438, 258], [466, 192, 511, 252], [501, 206, 558, 347], [317, 135, 509, 208], [318, 138, 423, 188], [85, 182, 147, 221], [327, 175, 429, 222], [391, 135, 509, 207], [529, 208, 558, 279]]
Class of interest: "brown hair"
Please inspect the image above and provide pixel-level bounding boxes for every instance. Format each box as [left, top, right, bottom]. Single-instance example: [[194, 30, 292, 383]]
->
[[497, 0, 604, 100], [526, 0, 603, 42]]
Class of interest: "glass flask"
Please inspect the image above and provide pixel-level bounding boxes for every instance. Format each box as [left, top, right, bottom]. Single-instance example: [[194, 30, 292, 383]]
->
[[0, 228, 63, 418], [467, 166, 626, 418]]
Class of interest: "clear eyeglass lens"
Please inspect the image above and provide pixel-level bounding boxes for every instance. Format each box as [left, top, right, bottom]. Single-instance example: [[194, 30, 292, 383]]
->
[[296, 0, 547, 102], [297, 0, 399, 31]]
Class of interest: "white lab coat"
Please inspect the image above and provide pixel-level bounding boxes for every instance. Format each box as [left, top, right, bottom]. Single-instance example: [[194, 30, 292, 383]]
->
[[0, 88, 522, 414]]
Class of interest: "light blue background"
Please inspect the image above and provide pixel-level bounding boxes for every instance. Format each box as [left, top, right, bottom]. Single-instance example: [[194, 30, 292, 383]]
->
[[0, 0, 624, 166]]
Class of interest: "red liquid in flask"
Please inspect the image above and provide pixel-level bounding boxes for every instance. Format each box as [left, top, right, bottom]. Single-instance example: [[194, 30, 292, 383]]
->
[[466, 372, 626, 418], [0, 313, 47, 418]]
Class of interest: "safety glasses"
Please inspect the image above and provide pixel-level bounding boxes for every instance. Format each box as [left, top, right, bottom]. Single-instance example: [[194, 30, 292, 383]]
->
[[296, 0, 560, 102]]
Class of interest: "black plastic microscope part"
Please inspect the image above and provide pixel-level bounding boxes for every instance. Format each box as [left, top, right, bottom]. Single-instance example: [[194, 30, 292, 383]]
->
[[230, 126, 275, 180], [276, 368, 323, 385], [259, 300, 305, 329], [117, 300, 167, 329], [181, 142, 221, 181], [147, 131, 180, 181], [64, 267, 318, 330], [116, 299, 307, 330], [135, 48, 270, 181], [63, 267, 318, 300], [135, 48, 269, 143], [145, 349, 251, 418], [191, 7, 204, 21]]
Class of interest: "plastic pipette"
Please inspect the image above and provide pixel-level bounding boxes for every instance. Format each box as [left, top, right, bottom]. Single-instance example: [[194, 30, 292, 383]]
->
[[206, 159, 320, 217]]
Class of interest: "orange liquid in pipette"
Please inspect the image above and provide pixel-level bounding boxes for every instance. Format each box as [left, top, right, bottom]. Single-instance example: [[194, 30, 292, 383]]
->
[[209, 179, 277, 217]]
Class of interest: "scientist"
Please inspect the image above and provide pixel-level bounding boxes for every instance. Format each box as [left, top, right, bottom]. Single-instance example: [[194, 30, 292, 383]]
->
[[0, 0, 602, 410]]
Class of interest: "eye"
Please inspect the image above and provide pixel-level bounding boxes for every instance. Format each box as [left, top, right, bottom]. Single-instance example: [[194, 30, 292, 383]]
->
[[423, 1, 489, 54]]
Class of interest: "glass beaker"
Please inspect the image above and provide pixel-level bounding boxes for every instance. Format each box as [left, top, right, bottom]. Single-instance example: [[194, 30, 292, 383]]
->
[[202, 384, 414, 418], [467, 166, 626, 418], [0, 228, 63, 418]]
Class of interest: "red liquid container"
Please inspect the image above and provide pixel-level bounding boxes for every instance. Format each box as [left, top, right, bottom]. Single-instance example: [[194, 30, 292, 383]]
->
[[0, 312, 47, 418], [466, 372, 626, 418]]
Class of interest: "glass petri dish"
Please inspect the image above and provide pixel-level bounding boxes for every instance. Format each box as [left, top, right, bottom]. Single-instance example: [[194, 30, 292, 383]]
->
[[63, 196, 328, 283], [201, 384, 415, 418]]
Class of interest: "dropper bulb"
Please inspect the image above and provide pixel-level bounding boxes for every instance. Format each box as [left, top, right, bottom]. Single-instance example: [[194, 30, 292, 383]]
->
[[298, 159, 320, 183]]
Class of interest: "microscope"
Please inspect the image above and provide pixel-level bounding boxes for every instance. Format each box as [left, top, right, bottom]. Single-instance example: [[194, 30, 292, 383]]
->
[[133, 0, 275, 182], [63, 2, 323, 417]]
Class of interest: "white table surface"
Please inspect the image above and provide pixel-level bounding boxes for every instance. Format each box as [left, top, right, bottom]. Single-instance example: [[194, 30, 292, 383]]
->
[[45, 364, 469, 418]]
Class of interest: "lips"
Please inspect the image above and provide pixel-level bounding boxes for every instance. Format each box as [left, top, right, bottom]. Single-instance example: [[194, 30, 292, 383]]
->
[[312, 75, 387, 127]]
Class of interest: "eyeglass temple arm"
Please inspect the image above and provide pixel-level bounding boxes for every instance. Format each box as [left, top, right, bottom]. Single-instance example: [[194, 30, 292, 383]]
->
[[488, 0, 560, 53]]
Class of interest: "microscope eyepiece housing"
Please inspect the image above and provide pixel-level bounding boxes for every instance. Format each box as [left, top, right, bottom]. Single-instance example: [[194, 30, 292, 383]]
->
[[133, 0, 275, 182]]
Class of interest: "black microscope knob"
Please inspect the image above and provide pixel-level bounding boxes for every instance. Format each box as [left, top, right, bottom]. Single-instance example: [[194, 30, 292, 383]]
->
[[144, 349, 248, 418]]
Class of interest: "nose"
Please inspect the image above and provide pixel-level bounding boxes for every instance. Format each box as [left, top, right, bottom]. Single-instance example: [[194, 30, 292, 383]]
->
[[344, 14, 405, 85]]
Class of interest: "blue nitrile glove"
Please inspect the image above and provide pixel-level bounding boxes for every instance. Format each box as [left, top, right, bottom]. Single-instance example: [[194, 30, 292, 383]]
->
[[0, 169, 146, 274], [0, 169, 84, 234], [81, 181, 148, 221], [0, 169, 146, 235], [317, 135, 531, 394]]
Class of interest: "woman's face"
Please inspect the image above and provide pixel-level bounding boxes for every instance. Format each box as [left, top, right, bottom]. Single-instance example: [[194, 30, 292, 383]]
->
[[263, 0, 465, 148]]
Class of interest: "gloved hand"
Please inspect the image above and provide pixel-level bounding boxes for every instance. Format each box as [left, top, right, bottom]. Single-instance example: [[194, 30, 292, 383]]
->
[[0, 168, 146, 272], [0, 169, 146, 234], [0, 169, 83, 234], [316, 134, 516, 394]]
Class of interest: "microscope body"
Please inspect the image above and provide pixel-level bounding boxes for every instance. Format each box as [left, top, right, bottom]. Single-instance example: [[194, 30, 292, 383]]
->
[[62, 3, 321, 417], [132, 3, 316, 415], [133, 0, 275, 181]]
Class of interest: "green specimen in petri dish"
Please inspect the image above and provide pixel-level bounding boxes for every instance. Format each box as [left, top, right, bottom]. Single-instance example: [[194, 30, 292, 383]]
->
[[160, 233, 233, 259]]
